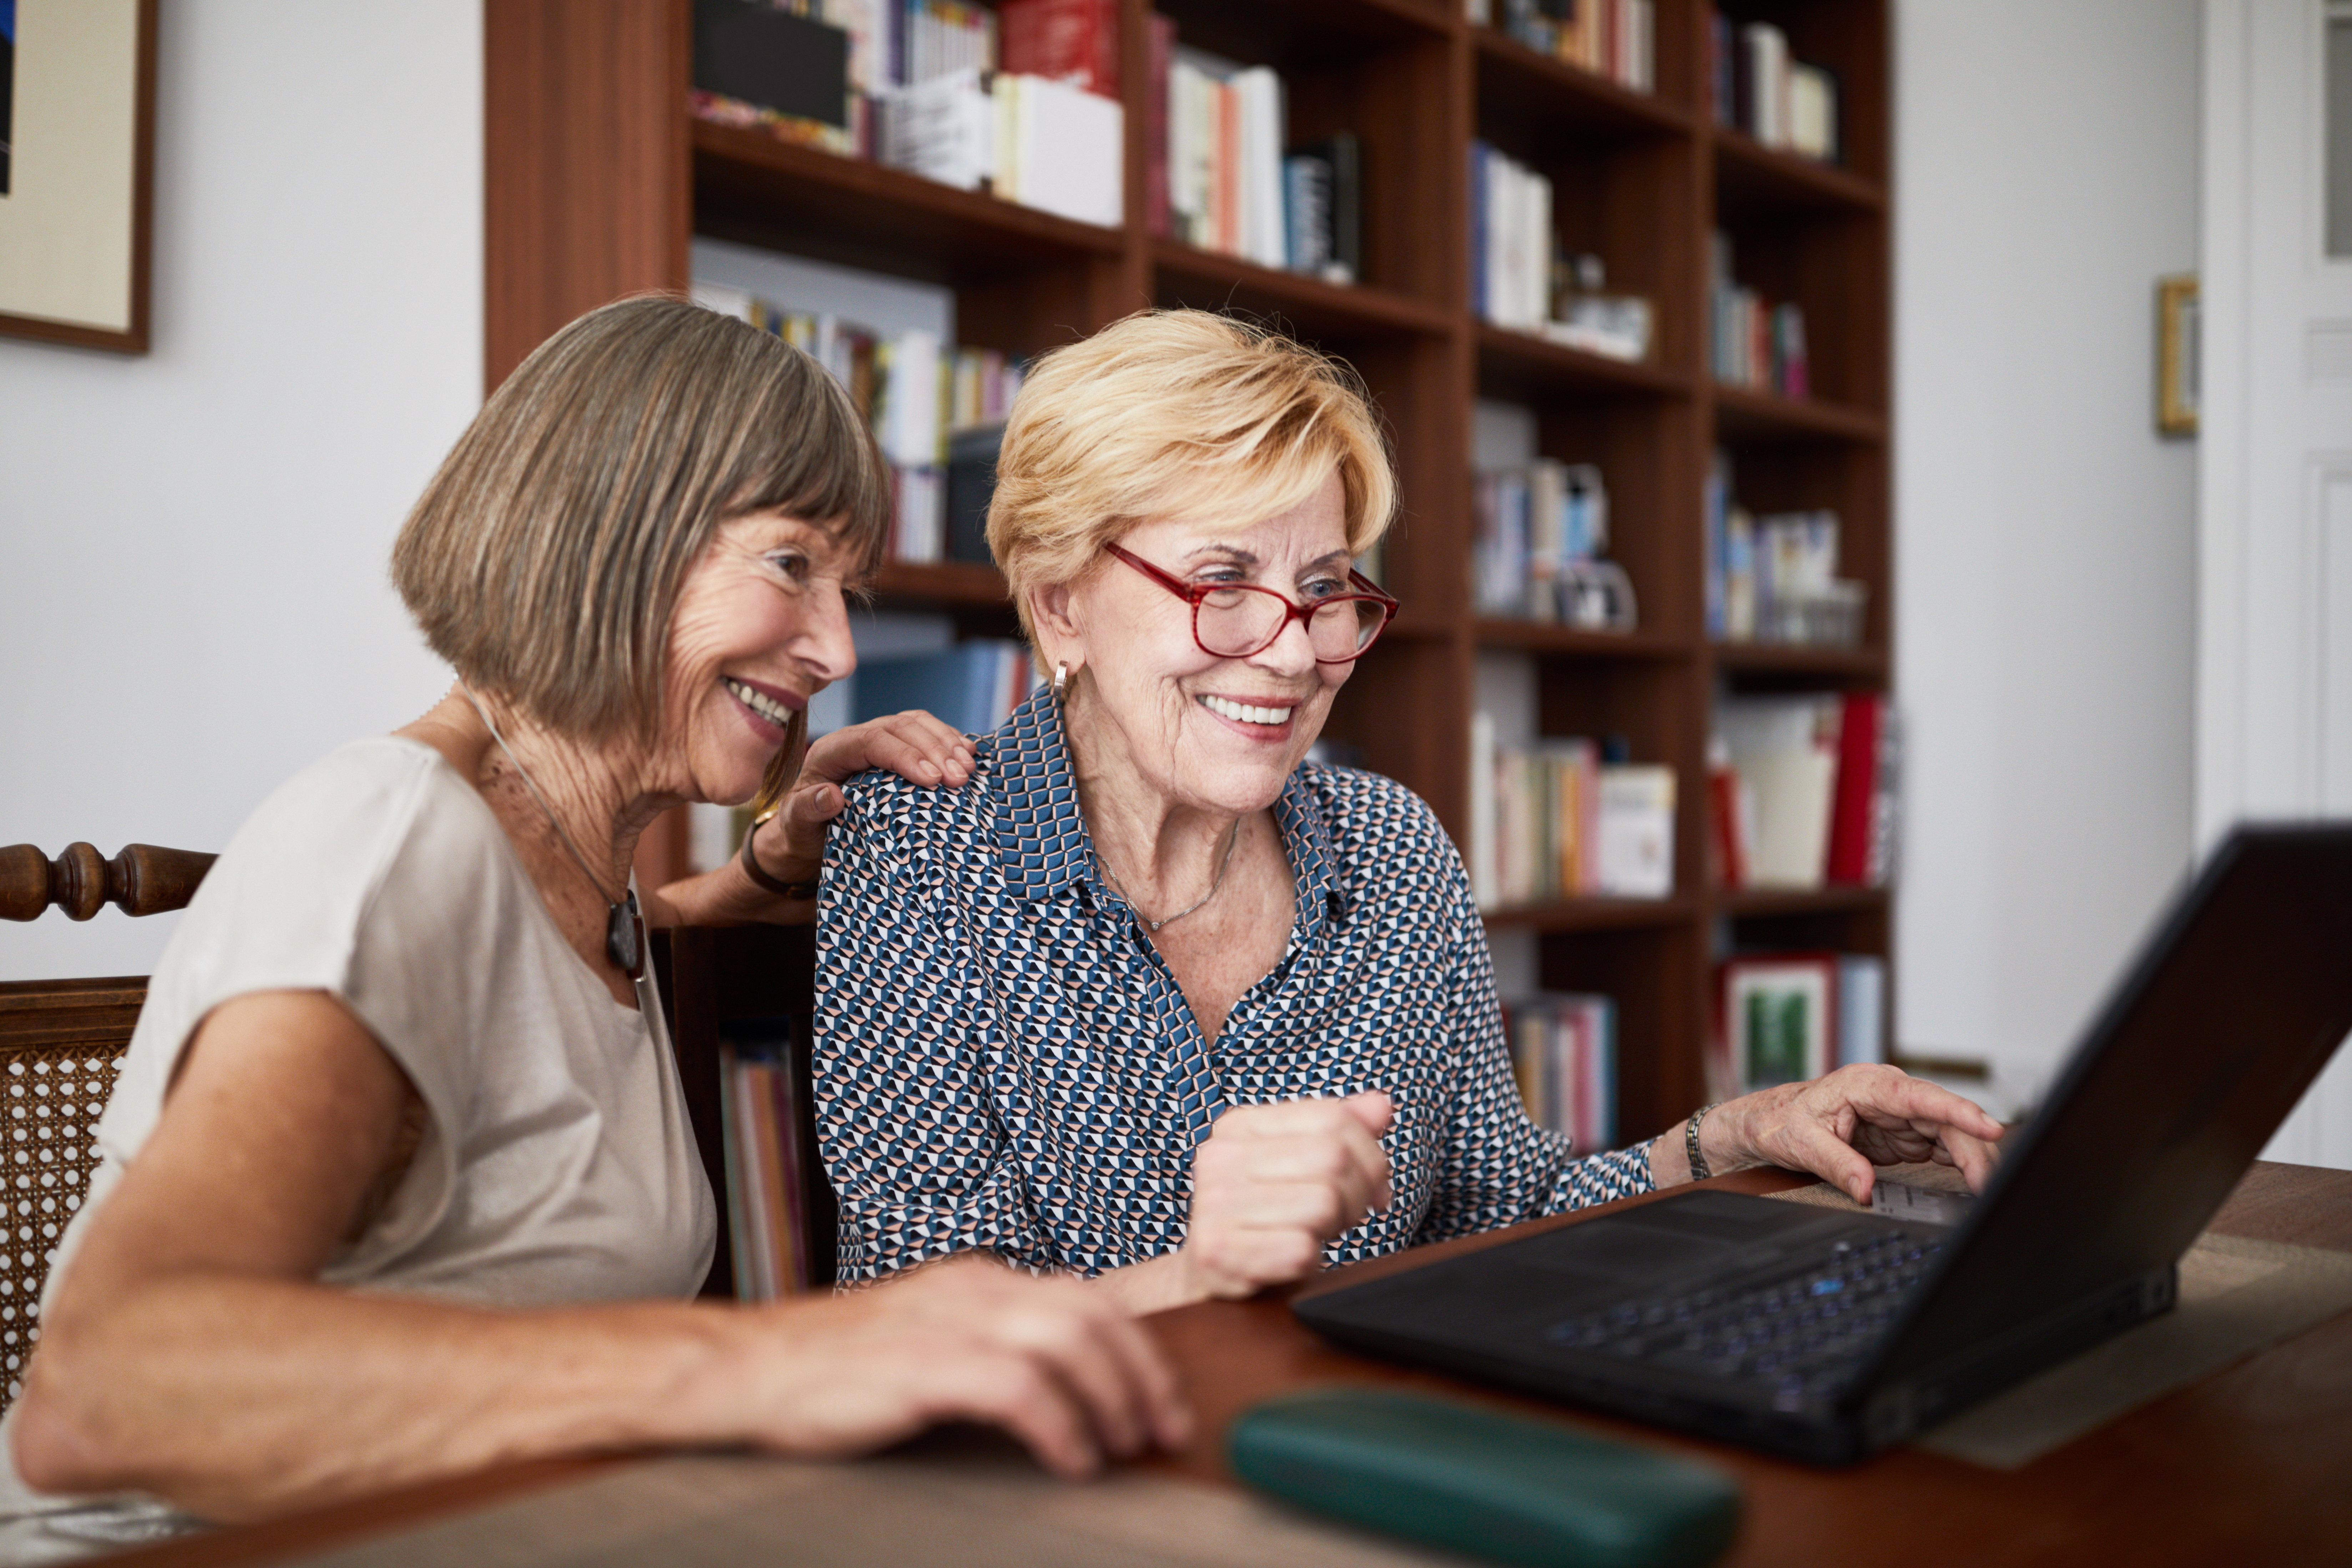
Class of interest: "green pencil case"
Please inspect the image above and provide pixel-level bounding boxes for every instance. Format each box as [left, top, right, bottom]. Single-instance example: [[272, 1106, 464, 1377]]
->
[[1227, 1387, 1741, 1568]]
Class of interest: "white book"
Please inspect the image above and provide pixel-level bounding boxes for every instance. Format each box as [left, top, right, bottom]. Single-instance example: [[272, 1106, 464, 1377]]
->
[[1717, 696, 1840, 888], [1470, 710, 1498, 909], [1003, 74, 1122, 228], [1234, 67, 1288, 269], [691, 281, 755, 321], [880, 330, 942, 467], [1594, 765, 1675, 898], [1526, 162, 1553, 329], [1169, 60, 1209, 242]]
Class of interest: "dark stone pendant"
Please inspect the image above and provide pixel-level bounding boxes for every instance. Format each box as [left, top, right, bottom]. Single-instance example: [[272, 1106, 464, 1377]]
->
[[606, 889, 644, 978]]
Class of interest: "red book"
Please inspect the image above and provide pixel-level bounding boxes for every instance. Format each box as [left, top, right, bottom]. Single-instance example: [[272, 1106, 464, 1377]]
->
[[1148, 13, 1175, 236], [1825, 692, 1881, 885], [998, 0, 1119, 99]]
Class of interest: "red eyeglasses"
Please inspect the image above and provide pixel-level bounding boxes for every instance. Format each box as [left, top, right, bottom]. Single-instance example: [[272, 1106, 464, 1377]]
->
[[1104, 543, 1400, 664]]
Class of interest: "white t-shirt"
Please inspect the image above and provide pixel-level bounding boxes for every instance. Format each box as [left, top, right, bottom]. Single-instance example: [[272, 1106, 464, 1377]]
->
[[1, 737, 720, 1533], [61, 735, 719, 1307]]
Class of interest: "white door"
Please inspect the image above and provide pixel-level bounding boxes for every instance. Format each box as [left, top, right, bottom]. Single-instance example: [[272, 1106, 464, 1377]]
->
[[2199, 0, 2352, 1167]]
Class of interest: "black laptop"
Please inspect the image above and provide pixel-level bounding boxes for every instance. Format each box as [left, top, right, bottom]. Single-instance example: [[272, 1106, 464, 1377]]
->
[[1294, 823, 2352, 1464]]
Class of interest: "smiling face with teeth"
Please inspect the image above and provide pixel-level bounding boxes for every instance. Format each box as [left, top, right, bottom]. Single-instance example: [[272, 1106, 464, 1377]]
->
[[1036, 474, 1356, 824], [653, 508, 860, 808]]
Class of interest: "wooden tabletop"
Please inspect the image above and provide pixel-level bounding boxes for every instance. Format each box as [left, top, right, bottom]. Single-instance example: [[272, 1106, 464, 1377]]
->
[[104, 1161, 2352, 1568]]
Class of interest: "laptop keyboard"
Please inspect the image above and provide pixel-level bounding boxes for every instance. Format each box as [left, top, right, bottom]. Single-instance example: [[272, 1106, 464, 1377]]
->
[[1547, 1229, 1945, 1406]]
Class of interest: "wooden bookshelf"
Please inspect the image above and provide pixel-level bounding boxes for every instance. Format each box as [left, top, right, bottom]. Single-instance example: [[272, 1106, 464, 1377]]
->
[[485, 0, 1893, 1146]]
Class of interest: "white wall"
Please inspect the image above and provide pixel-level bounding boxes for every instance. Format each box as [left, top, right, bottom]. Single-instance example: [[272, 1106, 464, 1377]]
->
[[0, 3, 482, 982], [1894, 0, 2204, 1110]]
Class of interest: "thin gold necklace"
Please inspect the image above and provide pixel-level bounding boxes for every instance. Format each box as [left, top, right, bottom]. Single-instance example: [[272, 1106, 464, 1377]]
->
[[1098, 819, 1242, 933]]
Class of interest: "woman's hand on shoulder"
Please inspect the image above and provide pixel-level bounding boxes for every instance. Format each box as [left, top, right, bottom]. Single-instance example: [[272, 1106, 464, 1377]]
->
[[1170, 1091, 1394, 1303], [729, 1252, 1188, 1476], [656, 710, 973, 925], [1697, 1064, 2005, 1203]]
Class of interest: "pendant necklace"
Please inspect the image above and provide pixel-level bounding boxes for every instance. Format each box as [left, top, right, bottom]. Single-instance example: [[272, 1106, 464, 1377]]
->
[[1099, 819, 1242, 933], [460, 683, 644, 977]]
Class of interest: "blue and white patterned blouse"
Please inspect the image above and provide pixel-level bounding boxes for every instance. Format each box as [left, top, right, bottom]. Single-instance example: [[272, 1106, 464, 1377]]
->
[[814, 684, 1656, 1282]]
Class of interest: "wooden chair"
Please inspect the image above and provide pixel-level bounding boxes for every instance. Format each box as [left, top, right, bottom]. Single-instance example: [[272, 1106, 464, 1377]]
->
[[0, 843, 217, 1410]]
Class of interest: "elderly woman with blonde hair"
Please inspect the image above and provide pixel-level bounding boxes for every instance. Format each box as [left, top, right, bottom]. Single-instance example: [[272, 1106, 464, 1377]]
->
[[815, 309, 2003, 1312], [4, 297, 1185, 1527]]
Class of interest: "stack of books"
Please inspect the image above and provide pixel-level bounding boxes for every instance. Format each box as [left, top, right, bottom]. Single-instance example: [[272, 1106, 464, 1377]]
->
[[1704, 456, 1867, 646], [1708, 14, 1841, 163], [1708, 952, 1885, 1101], [1471, 0, 1656, 95], [691, 0, 1123, 229], [1504, 992, 1618, 1153], [1708, 232, 1809, 398], [690, 281, 1026, 565], [1471, 149, 1654, 360], [1150, 24, 1361, 283], [1709, 693, 1896, 893], [1469, 720, 1676, 907], [1474, 459, 1636, 631], [719, 1025, 821, 1300]]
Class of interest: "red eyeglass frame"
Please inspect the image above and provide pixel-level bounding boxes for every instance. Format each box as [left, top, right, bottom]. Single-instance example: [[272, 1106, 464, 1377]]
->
[[1104, 542, 1401, 663]]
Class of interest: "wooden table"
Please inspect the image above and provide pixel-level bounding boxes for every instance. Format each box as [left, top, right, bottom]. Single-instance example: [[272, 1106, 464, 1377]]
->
[[103, 1162, 2352, 1567]]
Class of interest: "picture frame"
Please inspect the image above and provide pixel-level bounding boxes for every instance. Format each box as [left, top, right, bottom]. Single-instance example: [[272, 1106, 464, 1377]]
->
[[0, 0, 157, 354], [2156, 273, 2199, 439], [1716, 954, 1838, 1096]]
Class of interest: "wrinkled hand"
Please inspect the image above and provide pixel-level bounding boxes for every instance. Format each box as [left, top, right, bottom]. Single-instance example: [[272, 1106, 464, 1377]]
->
[[1709, 1064, 2004, 1204], [746, 710, 975, 894], [746, 1253, 1189, 1478], [1179, 1092, 1394, 1299]]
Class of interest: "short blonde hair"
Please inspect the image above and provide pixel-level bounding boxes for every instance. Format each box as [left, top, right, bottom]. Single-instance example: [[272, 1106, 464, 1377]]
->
[[393, 295, 890, 740], [986, 310, 1395, 645]]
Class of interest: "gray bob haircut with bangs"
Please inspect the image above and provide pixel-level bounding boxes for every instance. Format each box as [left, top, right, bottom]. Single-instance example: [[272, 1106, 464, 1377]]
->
[[392, 294, 891, 740]]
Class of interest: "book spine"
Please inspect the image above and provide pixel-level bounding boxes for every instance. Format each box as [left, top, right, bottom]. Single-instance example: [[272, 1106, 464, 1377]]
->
[[1148, 13, 1174, 236]]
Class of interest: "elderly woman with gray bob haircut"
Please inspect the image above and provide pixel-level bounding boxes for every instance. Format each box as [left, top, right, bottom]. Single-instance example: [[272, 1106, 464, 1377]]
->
[[816, 309, 2003, 1314], [6, 297, 1186, 1525]]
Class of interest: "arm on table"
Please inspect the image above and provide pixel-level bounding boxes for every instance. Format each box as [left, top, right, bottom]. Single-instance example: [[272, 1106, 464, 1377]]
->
[[11, 990, 1183, 1523]]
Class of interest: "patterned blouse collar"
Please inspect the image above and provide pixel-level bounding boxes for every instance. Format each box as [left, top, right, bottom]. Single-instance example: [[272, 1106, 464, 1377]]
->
[[989, 684, 1344, 933]]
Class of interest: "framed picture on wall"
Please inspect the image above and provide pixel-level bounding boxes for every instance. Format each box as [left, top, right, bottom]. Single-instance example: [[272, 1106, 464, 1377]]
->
[[0, 0, 156, 354]]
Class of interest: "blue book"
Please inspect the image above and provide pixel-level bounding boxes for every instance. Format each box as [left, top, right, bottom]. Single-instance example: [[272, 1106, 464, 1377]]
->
[[850, 641, 1029, 737]]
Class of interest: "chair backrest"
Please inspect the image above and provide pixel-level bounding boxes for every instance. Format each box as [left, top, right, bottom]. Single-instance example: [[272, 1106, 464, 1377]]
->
[[0, 842, 213, 1412]]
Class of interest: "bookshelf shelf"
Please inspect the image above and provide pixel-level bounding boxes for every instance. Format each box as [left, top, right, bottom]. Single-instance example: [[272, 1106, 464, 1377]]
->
[[1711, 383, 1886, 443], [1472, 30, 1696, 138], [1151, 239, 1456, 338], [692, 122, 1124, 286], [1474, 323, 1691, 400], [1711, 640, 1885, 681], [1714, 885, 1888, 921], [870, 560, 1012, 609], [1483, 894, 1697, 933], [487, 0, 1893, 1157], [1474, 620, 1688, 660], [1711, 132, 1885, 217]]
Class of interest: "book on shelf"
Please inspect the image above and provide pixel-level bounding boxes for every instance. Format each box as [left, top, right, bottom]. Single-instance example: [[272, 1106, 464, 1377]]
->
[[1708, 232, 1809, 398], [853, 640, 1034, 736], [1476, 0, 1656, 95], [691, 281, 1024, 565], [1703, 454, 1867, 646], [1708, 13, 1840, 163], [719, 1019, 821, 1300], [1711, 692, 1895, 892], [1504, 991, 1617, 1153], [1473, 459, 1636, 631], [1159, 36, 1358, 283], [1708, 951, 1885, 1100], [1469, 717, 1676, 907], [1471, 147, 1653, 360]]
